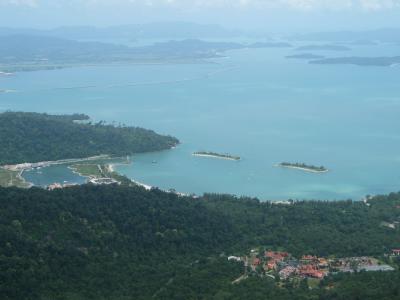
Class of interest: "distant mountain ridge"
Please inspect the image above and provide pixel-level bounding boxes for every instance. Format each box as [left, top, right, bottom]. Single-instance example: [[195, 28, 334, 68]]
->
[[0, 22, 243, 40], [0, 35, 292, 71], [292, 28, 400, 43]]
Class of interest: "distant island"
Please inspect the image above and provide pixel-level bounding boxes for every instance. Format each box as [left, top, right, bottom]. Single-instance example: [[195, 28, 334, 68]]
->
[[278, 162, 328, 173], [248, 42, 292, 48], [193, 151, 241, 161], [0, 89, 15, 93], [286, 53, 325, 60], [310, 56, 400, 67], [0, 71, 13, 76], [0, 35, 295, 72], [295, 44, 351, 51]]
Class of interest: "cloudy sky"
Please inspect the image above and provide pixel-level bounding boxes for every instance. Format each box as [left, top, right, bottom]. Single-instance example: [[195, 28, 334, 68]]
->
[[0, 0, 399, 32]]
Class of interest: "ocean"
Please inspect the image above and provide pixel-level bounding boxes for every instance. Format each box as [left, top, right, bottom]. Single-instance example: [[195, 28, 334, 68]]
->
[[1, 41, 400, 200]]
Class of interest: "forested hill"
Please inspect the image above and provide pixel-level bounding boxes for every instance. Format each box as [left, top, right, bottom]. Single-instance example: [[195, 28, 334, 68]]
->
[[0, 112, 178, 165], [0, 185, 399, 299]]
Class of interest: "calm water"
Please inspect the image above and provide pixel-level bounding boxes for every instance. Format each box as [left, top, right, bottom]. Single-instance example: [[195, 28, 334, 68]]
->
[[1, 41, 400, 200], [23, 165, 87, 187]]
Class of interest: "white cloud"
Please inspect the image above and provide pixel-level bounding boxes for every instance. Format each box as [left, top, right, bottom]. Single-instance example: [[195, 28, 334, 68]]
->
[[1, 0, 400, 11], [0, 0, 37, 6], [359, 0, 400, 10]]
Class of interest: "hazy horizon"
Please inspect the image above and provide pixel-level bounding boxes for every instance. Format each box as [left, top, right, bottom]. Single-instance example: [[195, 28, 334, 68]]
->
[[1, 0, 400, 33]]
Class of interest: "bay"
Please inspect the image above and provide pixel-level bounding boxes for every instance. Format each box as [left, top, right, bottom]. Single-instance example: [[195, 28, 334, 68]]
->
[[1, 42, 400, 200]]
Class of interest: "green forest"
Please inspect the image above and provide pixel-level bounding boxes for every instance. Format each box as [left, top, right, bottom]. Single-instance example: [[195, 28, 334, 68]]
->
[[1, 185, 399, 299], [0, 112, 179, 165]]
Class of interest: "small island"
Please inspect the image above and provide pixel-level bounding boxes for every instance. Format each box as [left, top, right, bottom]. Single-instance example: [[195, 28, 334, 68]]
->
[[193, 151, 241, 161], [278, 162, 328, 173], [286, 53, 325, 60]]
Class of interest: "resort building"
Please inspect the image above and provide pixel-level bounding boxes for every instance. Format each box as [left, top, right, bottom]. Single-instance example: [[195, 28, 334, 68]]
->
[[392, 249, 400, 256]]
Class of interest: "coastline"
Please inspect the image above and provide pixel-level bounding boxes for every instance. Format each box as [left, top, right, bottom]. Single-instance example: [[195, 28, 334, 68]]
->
[[192, 153, 240, 161], [68, 160, 172, 194], [276, 164, 329, 174], [130, 178, 153, 191], [18, 169, 34, 188], [2, 155, 111, 172], [68, 165, 98, 181], [109, 162, 192, 197]]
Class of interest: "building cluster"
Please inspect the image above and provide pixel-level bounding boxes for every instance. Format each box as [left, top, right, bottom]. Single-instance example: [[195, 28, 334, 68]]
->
[[241, 250, 330, 280], [331, 256, 395, 272], [89, 177, 120, 185], [268, 252, 328, 280], [47, 182, 77, 190], [3, 162, 51, 172], [229, 248, 396, 282]]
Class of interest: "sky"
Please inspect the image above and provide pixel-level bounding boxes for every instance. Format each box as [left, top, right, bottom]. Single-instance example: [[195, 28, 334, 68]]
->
[[0, 0, 400, 32]]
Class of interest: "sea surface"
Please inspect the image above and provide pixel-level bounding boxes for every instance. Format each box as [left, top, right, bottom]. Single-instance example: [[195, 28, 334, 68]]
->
[[1, 41, 400, 200]]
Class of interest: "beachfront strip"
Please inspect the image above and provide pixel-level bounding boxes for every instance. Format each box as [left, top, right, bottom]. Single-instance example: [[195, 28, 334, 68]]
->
[[278, 162, 328, 173], [228, 249, 399, 283], [193, 151, 241, 161]]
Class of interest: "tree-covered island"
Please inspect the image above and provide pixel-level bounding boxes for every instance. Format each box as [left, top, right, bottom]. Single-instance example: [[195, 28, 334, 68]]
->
[[193, 151, 241, 161], [278, 162, 328, 173]]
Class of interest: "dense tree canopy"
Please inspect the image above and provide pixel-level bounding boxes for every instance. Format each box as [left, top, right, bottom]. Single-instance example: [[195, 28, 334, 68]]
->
[[0, 112, 179, 165], [0, 185, 399, 299]]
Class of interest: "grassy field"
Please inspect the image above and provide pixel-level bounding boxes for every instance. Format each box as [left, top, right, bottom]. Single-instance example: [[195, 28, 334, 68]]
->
[[70, 164, 104, 178], [70, 162, 134, 187], [307, 278, 321, 289], [0, 168, 31, 188]]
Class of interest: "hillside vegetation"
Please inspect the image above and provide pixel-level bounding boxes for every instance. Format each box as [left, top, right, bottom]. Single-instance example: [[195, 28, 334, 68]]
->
[[0, 112, 178, 165], [0, 185, 399, 299]]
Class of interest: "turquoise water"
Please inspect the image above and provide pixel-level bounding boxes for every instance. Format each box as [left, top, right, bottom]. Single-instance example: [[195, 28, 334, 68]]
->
[[23, 165, 87, 187], [1, 42, 400, 200]]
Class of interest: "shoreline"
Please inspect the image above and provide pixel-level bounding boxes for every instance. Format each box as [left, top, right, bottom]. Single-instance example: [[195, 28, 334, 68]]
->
[[276, 164, 329, 174], [131, 178, 153, 191], [192, 153, 241, 161], [2, 155, 111, 172], [68, 165, 97, 181], [18, 169, 34, 188], [68, 159, 189, 197], [110, 162, 192, 197]]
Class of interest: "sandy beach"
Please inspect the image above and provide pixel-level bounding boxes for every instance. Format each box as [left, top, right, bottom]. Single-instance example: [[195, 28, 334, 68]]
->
[[276, 164, 329, 174], [192, 153, 240, 161], [2, 155, 111, 172]]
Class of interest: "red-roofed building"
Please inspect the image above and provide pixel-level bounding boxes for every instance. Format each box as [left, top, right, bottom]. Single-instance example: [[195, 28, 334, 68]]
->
[[392, 249, 400, 256], [252, 258, 261, 266], [298, 265, 326, 279], [265, 251, 288, 261], [265, 261, 277, 271], [302, 255, 317, 261], [279, 266, 297, 280], [264, 251, 289, 271], [318, 258, 329, 268]]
